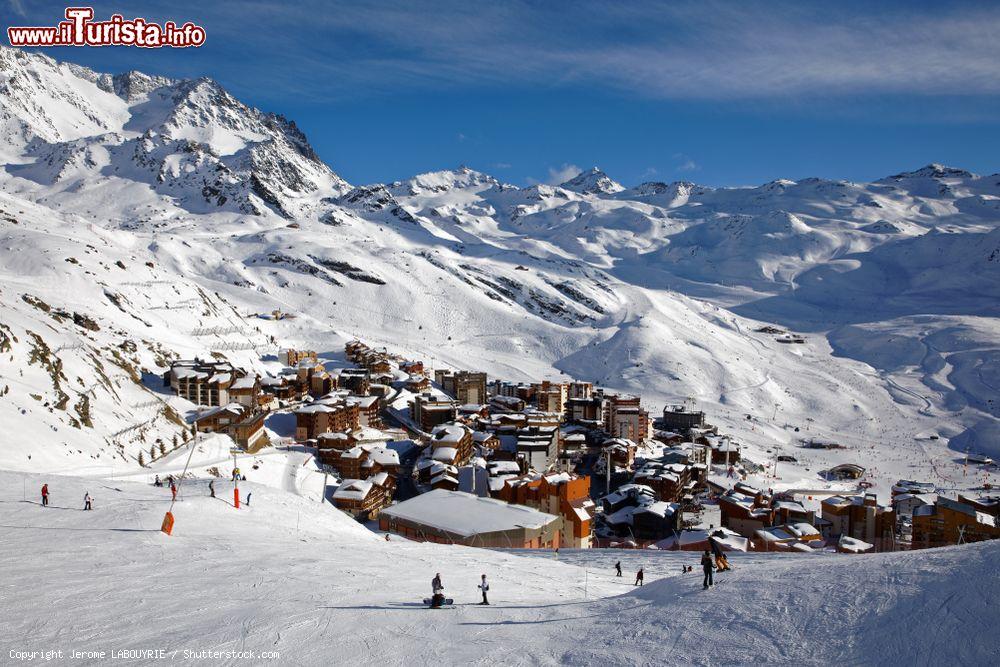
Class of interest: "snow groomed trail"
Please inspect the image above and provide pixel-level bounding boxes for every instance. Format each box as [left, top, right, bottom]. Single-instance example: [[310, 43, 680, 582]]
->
[[1, 470, 996, 666]]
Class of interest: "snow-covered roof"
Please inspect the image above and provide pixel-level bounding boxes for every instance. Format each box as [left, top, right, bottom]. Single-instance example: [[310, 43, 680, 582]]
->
[[333, 479, 373, 501], [633, 501, 677, 519], [838, 536, 873, 553], [431, 447, 458, 463], [230, 376, 257, 390], [380, 489, 559, 537]]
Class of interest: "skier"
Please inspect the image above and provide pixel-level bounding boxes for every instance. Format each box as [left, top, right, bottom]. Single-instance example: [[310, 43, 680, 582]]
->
[[478, 574, 490, 605], [170, 481, 177, 502], [246, 492, 252, 506], [634, 568, 644, 586], [84, 492, 92, 511], [154, 475, 162, 487], [41, 483, 49, 507], [209, 480, 215, 498], [615, 561, 622, 577], [710, 534, 731, 572], [701, 550, 715, 589], [431, 573, 445, 608]]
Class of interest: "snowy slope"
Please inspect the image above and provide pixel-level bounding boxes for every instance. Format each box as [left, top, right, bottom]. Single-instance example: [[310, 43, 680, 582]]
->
[[0, 469, 996, 666], [0, 45, 997, 499]]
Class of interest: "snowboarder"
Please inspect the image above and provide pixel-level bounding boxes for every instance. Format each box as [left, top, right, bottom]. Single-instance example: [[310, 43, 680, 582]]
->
[[701, 550, 715, 589], [41, 483, 49, 507], [634, 568, 644, 586], [84, 492, 92, 511], [209, 480, 215, 498], [154, 475, 162, 487], [246, 492, 252, 506], [615, 561, 622, 577], [478, 574, 490, 605], [431, 573, 445, 608]]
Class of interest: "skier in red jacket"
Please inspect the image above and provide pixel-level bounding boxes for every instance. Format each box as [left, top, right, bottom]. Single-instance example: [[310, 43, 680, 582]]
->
[[41, 483, 49, 506]]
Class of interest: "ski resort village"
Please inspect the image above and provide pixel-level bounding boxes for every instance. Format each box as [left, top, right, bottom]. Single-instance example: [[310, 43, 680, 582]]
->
[[0, 39, 999, 666]]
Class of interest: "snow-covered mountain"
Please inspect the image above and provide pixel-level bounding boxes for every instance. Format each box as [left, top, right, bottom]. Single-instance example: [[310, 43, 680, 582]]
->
[[0, 45, 997, 482]]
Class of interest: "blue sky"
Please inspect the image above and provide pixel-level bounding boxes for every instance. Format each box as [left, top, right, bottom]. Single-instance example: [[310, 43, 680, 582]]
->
[[7, 0, 1000, 187]]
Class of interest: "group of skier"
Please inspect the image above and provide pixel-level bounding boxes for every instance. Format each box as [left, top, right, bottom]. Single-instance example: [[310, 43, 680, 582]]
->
[[613, 545, 732, 591], [38, 483, 93, 511], [428, 573, 490, 608]]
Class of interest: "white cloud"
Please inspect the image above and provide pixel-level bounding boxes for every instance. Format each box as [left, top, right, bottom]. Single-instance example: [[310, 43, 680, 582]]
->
[[7, 0, 27, 17], [544, 163, 582, 185]]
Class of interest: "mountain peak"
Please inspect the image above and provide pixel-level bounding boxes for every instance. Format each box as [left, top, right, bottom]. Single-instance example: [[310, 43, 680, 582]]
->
[[887, 164, 975, 180], [560, 167, 624, 195]]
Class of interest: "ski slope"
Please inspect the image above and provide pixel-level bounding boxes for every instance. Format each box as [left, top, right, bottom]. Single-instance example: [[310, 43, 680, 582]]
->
[[0, 469, 996, 666]]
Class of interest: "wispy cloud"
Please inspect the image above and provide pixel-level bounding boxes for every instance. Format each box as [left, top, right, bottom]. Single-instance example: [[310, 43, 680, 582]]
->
[[18, 1, 1000, 107], [527, 163, 582, 185], [673, 154, 699, 172], [7, 0, 27, 17]]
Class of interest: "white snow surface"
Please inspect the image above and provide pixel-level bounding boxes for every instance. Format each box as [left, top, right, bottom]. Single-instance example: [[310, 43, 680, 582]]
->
[[1, 469, 996, 666]]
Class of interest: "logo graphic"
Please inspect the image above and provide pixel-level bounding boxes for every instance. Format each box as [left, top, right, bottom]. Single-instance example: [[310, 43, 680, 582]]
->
[[7, 7, 206, 48]]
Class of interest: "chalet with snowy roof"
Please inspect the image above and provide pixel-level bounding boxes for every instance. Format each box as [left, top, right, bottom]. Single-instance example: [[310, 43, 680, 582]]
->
[[753, 523, 823, 552], [457, 404, 489, 422], [436, 370, 488, 405], [405, 373, 430, 392], [316, 432, 356, 461], [295, 398, 360, 440], [193, 403, 267, 450], [489, 395, 525, 413], [498, 472, 594, 548], [260, 374, 298, 402], [379, 489, 563, 548], [348, 394, 382, 428], [430, 423, 474, 466], [821, 494, 895, 552], [603, 438, 637, 469], [837, 536, 874, 553], [228, 375, 261, 409], [338, 368, 371, 396], [602, 483, 657, 514], [472, 430, 500, 454], [279, 349, 318, 367], [631, 501, 680, 541], [294, 360, 335, 397], [166, 359, 246, 407], [417, 461, 458, 486], [430, 472, 460, 491], [633, 461, 693, 503], [399, 360, 423, 375], [772, 498, 815, 525], [332, 474, 393, 518], [655, 527, 748, 553], [344, 340, 368, 362], [719, 491, 774, 538], [912, 497, 1000, 549], [335, 445, 401, 481]]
